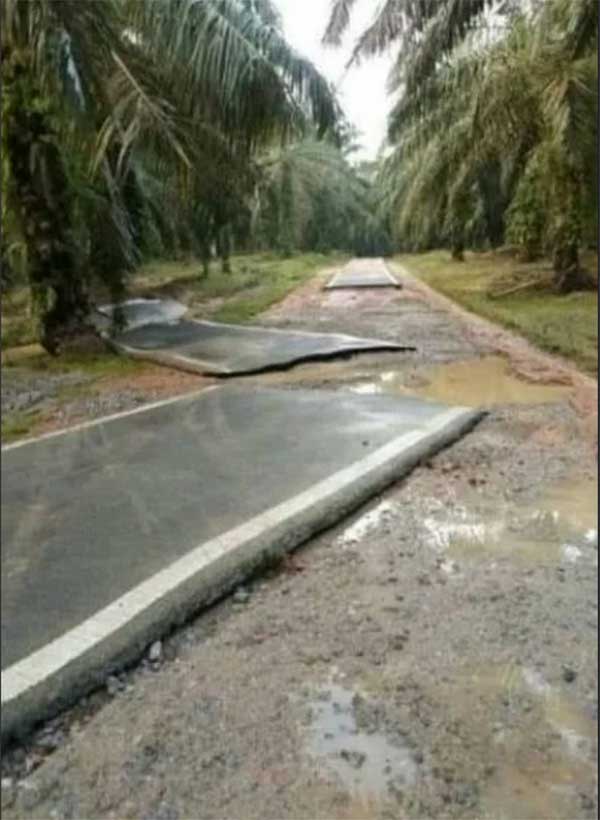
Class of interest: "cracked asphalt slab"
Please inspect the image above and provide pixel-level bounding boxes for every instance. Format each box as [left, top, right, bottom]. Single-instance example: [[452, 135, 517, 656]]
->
[[1, 260, 597, 820], [105, 315, 412, 377], [1, 384, 479, 739]]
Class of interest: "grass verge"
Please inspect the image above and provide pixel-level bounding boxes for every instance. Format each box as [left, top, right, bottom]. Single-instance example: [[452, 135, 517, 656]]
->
[[132, 251, 346, 323], [395, 250, 598, 376]]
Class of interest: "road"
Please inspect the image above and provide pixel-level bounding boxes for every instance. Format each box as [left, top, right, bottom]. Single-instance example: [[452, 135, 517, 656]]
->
[[2, 259, 597, 820]]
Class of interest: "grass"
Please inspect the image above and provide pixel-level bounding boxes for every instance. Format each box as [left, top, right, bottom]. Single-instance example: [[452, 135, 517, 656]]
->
[[395, 250, 598, 376], [2, 345, 147, 376], [6, 348, 149, 379], [133, 251, 346, 323], [1, 409, 46, 443]]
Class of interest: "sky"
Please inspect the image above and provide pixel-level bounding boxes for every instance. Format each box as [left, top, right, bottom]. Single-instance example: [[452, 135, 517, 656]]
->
[[275, 0, 395, 162]]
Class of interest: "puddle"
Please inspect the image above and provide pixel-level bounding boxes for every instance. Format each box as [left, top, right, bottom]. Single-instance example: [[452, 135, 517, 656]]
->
[[253, 354, 571, 408], [485, 758, 595, 820], [422, 475, 597, 566], [423, 507, 576, 566], [447, 663, 597, 819], [447, 663, 597, 741], [538, 476, 598, 534], [333, 795, 383, 820], [304, 679, 419, 800], [488, 665, 596, 819], [350, 355, 571, 407], [521, 668, 595, 757], [338, 501, 395, 545]]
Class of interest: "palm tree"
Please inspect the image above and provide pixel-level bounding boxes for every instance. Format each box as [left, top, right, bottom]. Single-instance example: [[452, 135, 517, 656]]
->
[[2, 0, 340, 352], [1, 0, 193, 351], [330, 0, 597, 289], [251, 137, 387, 256]]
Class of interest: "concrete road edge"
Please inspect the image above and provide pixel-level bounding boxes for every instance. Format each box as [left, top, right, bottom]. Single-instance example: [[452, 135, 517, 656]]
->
[[1, 406, 484, 742]]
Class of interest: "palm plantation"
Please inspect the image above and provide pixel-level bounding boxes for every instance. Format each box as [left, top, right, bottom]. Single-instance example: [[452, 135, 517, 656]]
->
[[0, 4, 598, 816], [1, 0, 597, 355], [1, 0, 345, 351], [325, 0, 597, 290]]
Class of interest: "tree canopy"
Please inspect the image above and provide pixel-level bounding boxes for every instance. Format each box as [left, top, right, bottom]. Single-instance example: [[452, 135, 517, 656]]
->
[[325, 0, 598, 290], [1, 0, 347, 350], [2, 0, 596, 356]]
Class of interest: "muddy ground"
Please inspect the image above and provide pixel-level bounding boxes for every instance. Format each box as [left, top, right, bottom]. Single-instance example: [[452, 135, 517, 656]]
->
[[1, 265, 598, 820]]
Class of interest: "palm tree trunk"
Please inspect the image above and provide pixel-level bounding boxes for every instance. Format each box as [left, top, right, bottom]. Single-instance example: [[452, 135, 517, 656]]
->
[[553, 239, 585, 293], [200, 242, 211, 278], [4, 50, 91, 354], [0, 238, 15, 294], [477, 162, 506, 249], [217, 225, 232, 274], [451, 241, 465, 261]]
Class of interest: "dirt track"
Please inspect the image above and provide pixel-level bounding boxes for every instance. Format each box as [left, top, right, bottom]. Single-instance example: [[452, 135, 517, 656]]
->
[[2, 262, 597, 820]]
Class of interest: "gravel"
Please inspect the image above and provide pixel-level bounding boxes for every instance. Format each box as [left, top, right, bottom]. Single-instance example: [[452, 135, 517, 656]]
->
[[1, 370, 90, 415], [1, 274, 597, 820]]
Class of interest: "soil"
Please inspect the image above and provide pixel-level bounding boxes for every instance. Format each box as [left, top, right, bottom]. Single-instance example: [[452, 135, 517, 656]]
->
[[1, 263, 597, 820]]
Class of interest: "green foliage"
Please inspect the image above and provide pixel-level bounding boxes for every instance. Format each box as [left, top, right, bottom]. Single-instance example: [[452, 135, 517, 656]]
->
[[133, 252, 347, 324], [505, 161, 546, 260], [1, 0, 342, 350], [331, 0, 598, 290], [397, 251, 598, 374], [1, 410, 45, 444], [252, 138, 390, 257]]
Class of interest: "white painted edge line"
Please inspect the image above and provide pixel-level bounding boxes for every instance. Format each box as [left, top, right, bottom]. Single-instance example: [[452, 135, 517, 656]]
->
[[1, 405, 473, 706], [1, 386, 221, 452]]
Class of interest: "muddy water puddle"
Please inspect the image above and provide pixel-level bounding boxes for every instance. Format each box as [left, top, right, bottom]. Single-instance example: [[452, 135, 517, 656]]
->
[[485, 757, 596, 820], [461, 663, 596, 753], [436, 662, 597, 819], [540, 476, 598, 534], [483, 665, 596, 818], [422, 475, 597, 566], [349, 356, 572, 407], [302, 675, 420, 805], [251, 352, 571, 409]]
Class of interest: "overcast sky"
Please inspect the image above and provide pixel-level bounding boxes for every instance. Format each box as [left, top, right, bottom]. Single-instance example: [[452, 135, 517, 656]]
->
[[275, 0, 395, 161]]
